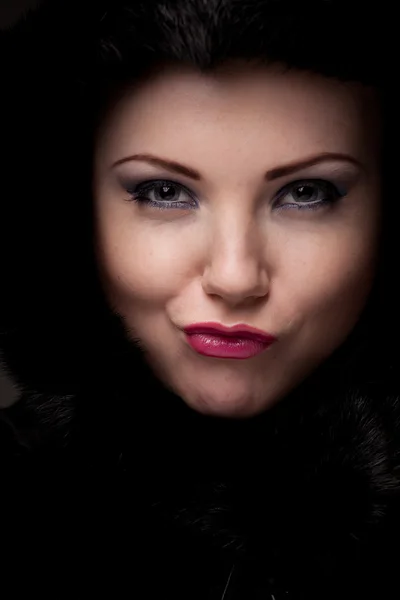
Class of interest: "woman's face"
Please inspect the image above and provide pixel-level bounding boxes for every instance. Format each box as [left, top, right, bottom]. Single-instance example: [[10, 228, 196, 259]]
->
[[93, 62, 381, 418]]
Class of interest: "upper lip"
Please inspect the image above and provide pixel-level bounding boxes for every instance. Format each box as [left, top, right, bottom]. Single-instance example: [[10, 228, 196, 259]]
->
[[183, 322, 277, 343]]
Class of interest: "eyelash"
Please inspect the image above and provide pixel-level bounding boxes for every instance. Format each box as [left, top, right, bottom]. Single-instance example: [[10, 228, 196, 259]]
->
[[124, 178, 346, 212]]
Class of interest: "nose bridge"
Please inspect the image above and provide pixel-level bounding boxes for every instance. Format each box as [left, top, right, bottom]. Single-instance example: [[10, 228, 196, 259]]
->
[[211, 207, 255, 267], [202, 202, 269, 303]]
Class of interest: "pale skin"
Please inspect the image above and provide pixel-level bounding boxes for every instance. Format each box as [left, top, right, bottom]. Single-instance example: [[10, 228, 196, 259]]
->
[[93, 61, 382, 418]]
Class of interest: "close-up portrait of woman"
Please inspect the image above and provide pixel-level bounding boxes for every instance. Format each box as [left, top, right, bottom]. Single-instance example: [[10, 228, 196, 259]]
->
[[0, 0, 399, 598]]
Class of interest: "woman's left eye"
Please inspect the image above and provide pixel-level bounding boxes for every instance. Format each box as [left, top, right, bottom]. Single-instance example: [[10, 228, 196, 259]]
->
[[125, 179, 197, 210], [273, 179, 345, 211]]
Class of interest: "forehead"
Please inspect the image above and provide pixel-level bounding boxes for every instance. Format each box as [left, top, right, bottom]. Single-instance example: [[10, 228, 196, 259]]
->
[[95, 62, 380, 168]]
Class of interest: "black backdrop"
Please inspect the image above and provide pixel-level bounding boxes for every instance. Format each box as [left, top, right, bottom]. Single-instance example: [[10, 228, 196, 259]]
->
[[0, 0, 43, 405]]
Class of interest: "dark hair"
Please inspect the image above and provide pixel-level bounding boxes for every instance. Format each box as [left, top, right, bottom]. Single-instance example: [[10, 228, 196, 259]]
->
[[0, 0, 397, 402]]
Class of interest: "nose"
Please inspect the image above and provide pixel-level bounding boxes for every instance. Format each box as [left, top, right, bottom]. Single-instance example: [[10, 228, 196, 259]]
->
[[201, 214, 270, 307]]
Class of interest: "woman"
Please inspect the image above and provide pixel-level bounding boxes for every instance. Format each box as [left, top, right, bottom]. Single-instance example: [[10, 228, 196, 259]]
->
[[1, 0, 399, 597]]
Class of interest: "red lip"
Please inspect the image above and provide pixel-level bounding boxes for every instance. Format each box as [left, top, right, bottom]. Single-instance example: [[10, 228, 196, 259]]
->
[[182, 322, 277, 359], [183, 322, 277, 343]]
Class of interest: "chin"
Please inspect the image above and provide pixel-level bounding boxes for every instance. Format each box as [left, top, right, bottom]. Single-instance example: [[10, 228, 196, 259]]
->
[[182, 389, 269, 419]]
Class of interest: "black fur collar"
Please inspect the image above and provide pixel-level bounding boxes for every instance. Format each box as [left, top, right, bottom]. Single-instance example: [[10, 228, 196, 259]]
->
[[3, 347, 400, 598]]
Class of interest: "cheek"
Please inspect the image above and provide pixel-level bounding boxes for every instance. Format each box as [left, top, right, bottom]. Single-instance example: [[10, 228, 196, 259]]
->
[[95, 215, 195, 306], [277, 222, 379, 334]]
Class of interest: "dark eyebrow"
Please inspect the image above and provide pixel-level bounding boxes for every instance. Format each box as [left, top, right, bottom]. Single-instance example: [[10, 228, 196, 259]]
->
[[111, 153, 202, 180], [265, 152, 362, 180], [111, 151, 362, 182]]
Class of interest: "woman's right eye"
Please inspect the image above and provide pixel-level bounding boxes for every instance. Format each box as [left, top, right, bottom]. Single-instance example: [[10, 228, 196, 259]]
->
[[125, 179, 197, 210]]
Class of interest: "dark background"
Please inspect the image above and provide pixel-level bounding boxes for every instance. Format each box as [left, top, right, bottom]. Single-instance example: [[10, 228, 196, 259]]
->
[[0, 0, 41, 29], [0, 0, 43, 406]]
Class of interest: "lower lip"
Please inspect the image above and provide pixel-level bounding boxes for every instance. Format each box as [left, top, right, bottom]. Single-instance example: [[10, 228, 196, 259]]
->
[[184, 333, 272, 359]]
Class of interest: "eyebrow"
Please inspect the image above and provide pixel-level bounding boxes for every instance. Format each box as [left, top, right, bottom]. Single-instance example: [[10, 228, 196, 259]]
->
[[111, 152, 362, 181], [112, 153, 201, 180]]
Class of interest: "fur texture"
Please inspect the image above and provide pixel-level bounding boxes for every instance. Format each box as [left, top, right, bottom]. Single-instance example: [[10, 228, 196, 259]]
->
[[1, 1, 400, 598]]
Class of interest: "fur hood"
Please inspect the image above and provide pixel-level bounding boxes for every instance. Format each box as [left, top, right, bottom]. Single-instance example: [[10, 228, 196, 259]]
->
[[1, 1, 400, 598]]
